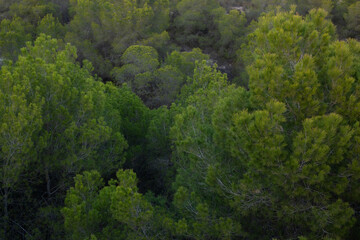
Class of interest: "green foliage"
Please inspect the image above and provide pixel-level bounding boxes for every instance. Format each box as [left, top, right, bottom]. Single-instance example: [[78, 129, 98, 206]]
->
[[112, 45, 159, 85], [66, 0, 170, 78], [242, 0, 292, 21], [16, 34, 127, 178], [172, 0, 247, 61], [213, 8, 359, 239], [0, 34, 131, 238], [113, 46, 210, 108], [111, 44, 160, 106], [113, 85, 149, 152], [142, 106, 177, 194], [214, 8, 247, 59], [345, 1, 360, 39], [1, 1, 360, 239], [174, 0, 220, 47], [242, 8, 336, 123], [36, 14, 65, 39], [110, 170, 153, 233], [0, 59, 42, 236], [170, 62, 246, 239], [164, 48, 210, 77], [295, 0, 333, 15], [7, 0, 58, 24], [63, 169, 175, 240], [168, 8, 360, 240], [62, 170, 119, 240], [152, 65, 184, 105], [137, 31, 175, 58], [0, 0, 16, 16], [0, 16, 32, 62], [178, 60, 227, 102]]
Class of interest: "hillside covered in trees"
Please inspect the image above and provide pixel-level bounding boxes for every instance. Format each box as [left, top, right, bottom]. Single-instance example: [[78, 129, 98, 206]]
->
[[1, 0, 360, 239]]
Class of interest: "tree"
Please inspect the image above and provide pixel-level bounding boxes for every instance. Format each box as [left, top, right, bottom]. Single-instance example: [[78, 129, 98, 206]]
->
[[66, 0, 170, 78], [0, 17, 32, 62], [169, 8, 360, 239], [113, 46, 210, 108], [213, 8, 247, 59], [163, 48, 209, 77], [295, 0, 333, 15], [151, 65, 184, 106], [0, 64, 42, 237], [112, 45, 159, 86], [173, 0, 220, 47], [245, 0, 293, 21], [0, 34, 129, 238], [7, 0, 58, 24], [241, 8, 335, 123], [36, 14, 65, 39], [216, 102, 355, 239], [170, 62, 244, 239], [345, 1, 360, 39], [0, 0, 70, 23], [227, 8, 359, 239], [62, 169, 170, 240]]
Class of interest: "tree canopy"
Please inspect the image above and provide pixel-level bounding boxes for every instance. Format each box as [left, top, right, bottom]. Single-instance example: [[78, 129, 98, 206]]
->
[[1, 1, 360, 239]]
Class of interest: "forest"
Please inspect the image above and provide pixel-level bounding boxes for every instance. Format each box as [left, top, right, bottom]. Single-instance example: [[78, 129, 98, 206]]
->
[[0, 0, 360, 239]]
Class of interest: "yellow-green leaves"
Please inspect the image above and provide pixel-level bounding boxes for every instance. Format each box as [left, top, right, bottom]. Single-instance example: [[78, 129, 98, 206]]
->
[[111, 170, 154, 233], [1, 35, 131, 236], [63, 169, 156, 240], [112, 45, 159, 85]]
